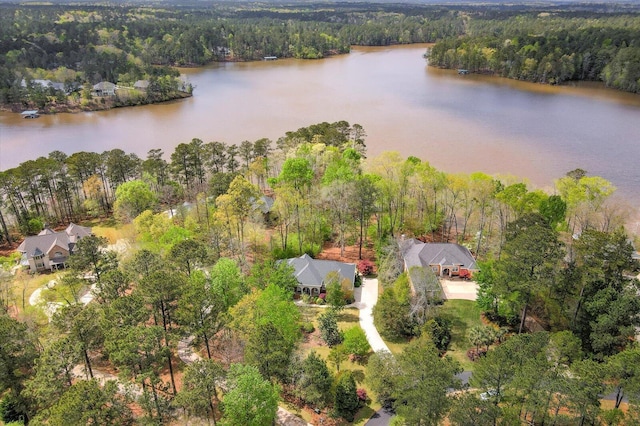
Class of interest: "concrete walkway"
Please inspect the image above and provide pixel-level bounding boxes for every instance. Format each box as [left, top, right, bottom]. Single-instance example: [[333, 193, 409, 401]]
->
[[357, 277, 390, 353], [28, 279, 64, 320]]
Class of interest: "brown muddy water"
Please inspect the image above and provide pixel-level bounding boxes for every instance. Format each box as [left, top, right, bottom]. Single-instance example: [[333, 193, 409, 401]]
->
[[1, 44, 639, 212]]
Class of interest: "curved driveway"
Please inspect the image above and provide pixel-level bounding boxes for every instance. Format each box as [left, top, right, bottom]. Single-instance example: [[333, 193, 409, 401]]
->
[[356, 277, 390, 353]]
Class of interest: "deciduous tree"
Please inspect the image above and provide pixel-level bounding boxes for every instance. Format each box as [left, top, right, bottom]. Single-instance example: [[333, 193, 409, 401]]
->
[[222, 364, 279, 426]]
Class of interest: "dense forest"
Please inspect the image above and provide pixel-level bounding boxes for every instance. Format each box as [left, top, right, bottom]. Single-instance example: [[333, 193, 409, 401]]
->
[[3, 1, 639, 113], [0, 2, 464, 112], [1, 121, 638, 424], [427, 10, 640, 92]]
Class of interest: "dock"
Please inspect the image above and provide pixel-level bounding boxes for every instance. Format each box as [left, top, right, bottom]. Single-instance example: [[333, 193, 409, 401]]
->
[[21, 110, 40, 118]]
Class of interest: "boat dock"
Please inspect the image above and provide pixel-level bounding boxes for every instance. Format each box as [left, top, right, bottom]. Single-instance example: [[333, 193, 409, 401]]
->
[[21, 110, 40, 118]]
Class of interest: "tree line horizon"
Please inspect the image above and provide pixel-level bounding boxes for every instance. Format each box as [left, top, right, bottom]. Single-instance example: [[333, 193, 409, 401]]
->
[[1, 0, 639, 113]]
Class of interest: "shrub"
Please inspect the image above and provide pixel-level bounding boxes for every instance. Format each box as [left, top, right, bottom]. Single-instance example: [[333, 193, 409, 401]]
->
[[357, 259, 375, 276], [302, 294, 312, 304], [342, 326, 371, 361], [354, 274, 362, 287], [343, 290, 354, 304], [357, 388, 368, 402], [318, 310, 343, 347], [316, 297, 325, 305], [423, 317, 452, 352], [318, 293, 326, 300], [333, 371, 359, 422], [302, 322, 315, 333], [0, 395, 26, 424]]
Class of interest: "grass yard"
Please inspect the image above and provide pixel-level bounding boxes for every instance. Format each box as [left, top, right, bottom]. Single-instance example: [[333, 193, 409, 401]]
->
[[297, 306, 382, 425], [440, 299, 484, 371], [10, 270, 54, 310], [91, 222, 135, 244], [379, 299, 484, 371]]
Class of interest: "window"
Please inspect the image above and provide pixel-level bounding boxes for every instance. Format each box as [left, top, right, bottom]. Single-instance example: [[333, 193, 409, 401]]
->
[[453, 266, 459, 272]]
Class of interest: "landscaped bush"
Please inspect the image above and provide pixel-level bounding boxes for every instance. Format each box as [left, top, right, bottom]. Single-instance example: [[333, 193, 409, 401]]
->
[[302, 322, 315, 333], [423, 317, 452, 352], [316, 297, 325, 305], [318, 310, 343, 347], [342, 326, 371, 362], [357, 388, 368, 402], [357, 259, 375, 276], [343, 290, 354, 304]]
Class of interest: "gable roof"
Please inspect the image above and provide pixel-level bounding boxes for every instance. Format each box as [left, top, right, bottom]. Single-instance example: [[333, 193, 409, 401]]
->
[[93, 81, 116, 90], [284, 254, 356, 288], [134, 80, 150, 89], [400, 238, 478, 271], [17, 223, 92, 258]]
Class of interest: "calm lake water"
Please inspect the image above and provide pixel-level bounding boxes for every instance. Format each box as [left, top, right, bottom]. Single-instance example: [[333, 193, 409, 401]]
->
[[1, 44, 639, 209]]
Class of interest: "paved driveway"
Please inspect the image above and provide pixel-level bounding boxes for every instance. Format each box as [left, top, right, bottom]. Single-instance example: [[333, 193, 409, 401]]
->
[[440, 279, 479, 301], [357, 277, 390, 353]]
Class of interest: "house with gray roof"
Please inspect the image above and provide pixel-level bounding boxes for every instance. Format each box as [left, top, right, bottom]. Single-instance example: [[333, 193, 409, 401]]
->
[[92, 81, 116, 97], [17, 223, 92, 273], [400, 238, 478, 279], [283, 254, 356, 296], [134, 80, 150, 91]]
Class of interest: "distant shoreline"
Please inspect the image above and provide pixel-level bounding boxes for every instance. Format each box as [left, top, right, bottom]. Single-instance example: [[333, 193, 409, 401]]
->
[[1, 91, 192, 116]]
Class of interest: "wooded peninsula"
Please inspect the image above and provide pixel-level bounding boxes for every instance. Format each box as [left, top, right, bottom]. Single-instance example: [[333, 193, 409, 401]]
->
[[1, 1, 639, 113], [0, 121, 639, 425]]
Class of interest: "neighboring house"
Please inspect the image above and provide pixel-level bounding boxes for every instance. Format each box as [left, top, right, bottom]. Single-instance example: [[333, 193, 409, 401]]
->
[[17, 223, 92, 273], [400, 238, 479, 279], [178, 74, 190, 92], [283, 254, 356, 296], [92, 81, 117, 96], [250, 195, 275, 223], [21, 79, 72, 93], [134, 80, 150, 91]]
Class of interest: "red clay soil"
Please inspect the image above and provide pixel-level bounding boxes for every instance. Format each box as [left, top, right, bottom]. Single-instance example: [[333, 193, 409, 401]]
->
[[0, 242, 19, 257], [315, 242, 376, 265]]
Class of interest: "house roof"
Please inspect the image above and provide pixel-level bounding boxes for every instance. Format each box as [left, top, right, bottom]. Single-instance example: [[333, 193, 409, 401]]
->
[[400, 238, 478, 270], [251, 195, 275, 214], [284, 254, 356, 288], [134, 80, 150, 89], [17, 223, 92, 258], [93, 81, 116, 90]]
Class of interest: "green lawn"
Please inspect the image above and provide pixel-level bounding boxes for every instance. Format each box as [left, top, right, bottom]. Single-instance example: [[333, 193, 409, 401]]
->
[[380, 299, 484, 371], [439, 299, 484, 371]]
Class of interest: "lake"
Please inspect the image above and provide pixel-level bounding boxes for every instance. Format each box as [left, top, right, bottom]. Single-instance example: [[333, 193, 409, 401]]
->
[[1, 44, 639, 211]]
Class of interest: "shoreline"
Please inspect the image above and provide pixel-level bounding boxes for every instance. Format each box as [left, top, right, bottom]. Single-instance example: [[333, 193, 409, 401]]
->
[[1, 91, 193, 116]]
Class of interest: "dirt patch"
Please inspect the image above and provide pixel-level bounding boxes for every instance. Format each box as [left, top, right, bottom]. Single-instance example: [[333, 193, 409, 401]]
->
[[0, 242, 20, 257], [315, 242, 376, 265], [299, 328, 325, 352]]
